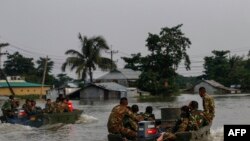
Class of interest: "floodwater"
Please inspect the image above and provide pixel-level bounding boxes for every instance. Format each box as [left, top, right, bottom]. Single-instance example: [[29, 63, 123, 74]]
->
[[1, 93, 250, 141]]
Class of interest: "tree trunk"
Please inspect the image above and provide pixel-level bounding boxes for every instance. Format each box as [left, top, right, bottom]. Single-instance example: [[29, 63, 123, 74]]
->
[[89, 67, 93, 83]]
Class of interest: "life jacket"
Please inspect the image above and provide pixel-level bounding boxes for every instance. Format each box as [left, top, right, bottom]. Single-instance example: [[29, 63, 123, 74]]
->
[[68, 101, 73, 112]]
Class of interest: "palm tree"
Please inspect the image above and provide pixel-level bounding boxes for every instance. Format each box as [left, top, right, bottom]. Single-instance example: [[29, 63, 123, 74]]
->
[[36, 57, 54, 75], [62, 33, 116, 82]]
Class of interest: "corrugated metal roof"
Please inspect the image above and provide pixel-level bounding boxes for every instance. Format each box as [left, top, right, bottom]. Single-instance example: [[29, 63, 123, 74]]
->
[[96, 68, 141, 80], [204, 80, 231, 91], [94, 82, 127, 92], [0, 81, 49, 88]]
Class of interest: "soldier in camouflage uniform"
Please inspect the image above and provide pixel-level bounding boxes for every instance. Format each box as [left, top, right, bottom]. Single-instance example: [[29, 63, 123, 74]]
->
[[158, 105, 191, 141], [199, 87, 215, 123], [142, 106, 155, 121], [188, 101, 209, 130], [43, 99, 55, 113], [123, 104, 143, 135], [107, 97, 141, 140]]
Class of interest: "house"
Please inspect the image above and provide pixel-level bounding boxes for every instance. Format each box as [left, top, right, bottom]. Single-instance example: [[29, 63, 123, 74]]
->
[[80, 82, 127, 100], [193, 79, 241, 94], [0, 76, 50, 96], [46, 82, 81, 100], [95, 68, 141, 87]]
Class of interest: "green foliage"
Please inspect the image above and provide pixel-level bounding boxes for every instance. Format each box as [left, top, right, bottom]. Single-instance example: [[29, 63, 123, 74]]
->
[[62, 33, 116, 82], [123, 24, 191, 95], [203, 50, 250, 92], [53, 73, 73, 87], [4, 52, 36, 76]]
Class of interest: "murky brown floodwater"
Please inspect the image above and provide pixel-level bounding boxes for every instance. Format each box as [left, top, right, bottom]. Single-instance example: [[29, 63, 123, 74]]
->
[[1, 93, 250, 141]]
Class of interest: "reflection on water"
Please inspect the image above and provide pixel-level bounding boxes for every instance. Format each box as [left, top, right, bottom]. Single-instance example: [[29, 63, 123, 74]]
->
[[1, 94, 250, 141]]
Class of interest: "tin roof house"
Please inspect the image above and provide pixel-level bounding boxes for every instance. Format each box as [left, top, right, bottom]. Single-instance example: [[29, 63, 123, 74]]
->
[[95, 69, 141, 87], [193, 80, 241, 94], [80, 82, 127, 101]]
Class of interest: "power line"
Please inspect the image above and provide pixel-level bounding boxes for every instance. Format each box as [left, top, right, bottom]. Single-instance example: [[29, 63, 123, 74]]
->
[[105, 45, 118, 71]]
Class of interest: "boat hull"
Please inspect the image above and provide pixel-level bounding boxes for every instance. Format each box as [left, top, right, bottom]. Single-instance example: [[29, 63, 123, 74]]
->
[[1, 109, 83, 128]]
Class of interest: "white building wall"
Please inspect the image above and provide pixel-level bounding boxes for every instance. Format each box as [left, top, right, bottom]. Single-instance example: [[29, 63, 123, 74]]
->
[[194, 82, 218, 94]]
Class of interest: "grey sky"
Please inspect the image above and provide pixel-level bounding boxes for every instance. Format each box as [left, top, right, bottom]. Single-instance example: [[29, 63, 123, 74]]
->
[[1, 0, 250, 78]]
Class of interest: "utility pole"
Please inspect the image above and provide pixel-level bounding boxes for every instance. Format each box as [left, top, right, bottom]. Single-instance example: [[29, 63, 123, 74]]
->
[[105, 45, 118, 71], [40, 55, 48, 99], [0, 43, 9, 69], [0, 42, 15, 96]]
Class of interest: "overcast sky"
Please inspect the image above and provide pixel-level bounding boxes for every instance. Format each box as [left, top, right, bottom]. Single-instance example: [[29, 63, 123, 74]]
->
[[1, 0, 250, 79]]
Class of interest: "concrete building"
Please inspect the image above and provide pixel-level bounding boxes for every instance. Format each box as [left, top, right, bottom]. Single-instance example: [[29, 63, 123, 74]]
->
[[0, 76, 50, 96]]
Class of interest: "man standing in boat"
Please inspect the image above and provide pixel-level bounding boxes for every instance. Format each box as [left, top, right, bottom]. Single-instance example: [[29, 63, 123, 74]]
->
[[107, 97, 142, 140], [199, 87, 215, 123]]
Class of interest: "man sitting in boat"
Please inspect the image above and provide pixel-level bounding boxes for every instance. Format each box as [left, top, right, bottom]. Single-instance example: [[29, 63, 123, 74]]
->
[[1, 95, 19, 118], [43, 99, 55, 113], [22, 99, 32, 116], [157, 105, 191, 141], [123, 104, 143, 136], [107, 97, 142, 141], [188, 100, 209, 130], [23, 100, 42, 116], [142, 106, 155, 121]]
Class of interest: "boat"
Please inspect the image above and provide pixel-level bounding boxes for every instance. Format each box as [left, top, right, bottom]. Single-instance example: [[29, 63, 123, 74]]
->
[[108, 107, 211, 141], [0, 109, 83, 128]]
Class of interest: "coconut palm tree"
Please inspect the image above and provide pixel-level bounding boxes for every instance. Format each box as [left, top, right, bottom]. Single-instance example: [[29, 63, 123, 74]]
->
[[62, 33, 116, 82]]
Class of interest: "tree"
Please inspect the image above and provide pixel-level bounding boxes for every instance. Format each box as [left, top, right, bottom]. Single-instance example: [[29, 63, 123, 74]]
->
[[62, 33, 116, 82], [121, 53, 143, 71], [203, 50, 231, 86], [4, 52, 36, 76], [123, 24, 191, 95], [36, 57, 55, 85], [53, 73, 73, 88], [203, 50, 250, 92]]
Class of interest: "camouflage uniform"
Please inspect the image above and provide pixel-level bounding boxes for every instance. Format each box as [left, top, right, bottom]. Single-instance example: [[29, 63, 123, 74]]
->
[[107, 104, 139, 139], [123, 115, 138, 132], [142, 112, 155, 121], [44, 103, 55, 113], [189, 110, 209, 130], [202, 94, 215, 122], [162, 117, 189, 141]]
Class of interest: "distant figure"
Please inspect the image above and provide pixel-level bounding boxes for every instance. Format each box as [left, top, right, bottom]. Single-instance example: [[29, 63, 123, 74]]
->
[[1, 95, 19, 118], [199, 87, 215, 123], [107, 97, 142, 140], [188, 100, 209, 130], [22, 99, 32, 115], [56, 94, 64, 102], [143, 106, 155, 121], [43, 99, 54, 113]]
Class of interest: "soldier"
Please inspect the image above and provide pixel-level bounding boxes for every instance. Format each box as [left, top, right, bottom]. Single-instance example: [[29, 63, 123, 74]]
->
[[107, 97, 142, 140], [188, 100, 209, 130], [199, 87, 215, 123], [142, 106, 155, 121], [43, 99, 55, 113], [1, 95, 16, 118], [123, 104, 142, 133], [158, 105, 191, 141]]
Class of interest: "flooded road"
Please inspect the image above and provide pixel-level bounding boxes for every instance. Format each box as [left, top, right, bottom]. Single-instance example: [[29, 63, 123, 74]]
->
[[1, 93, 250, 141]]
